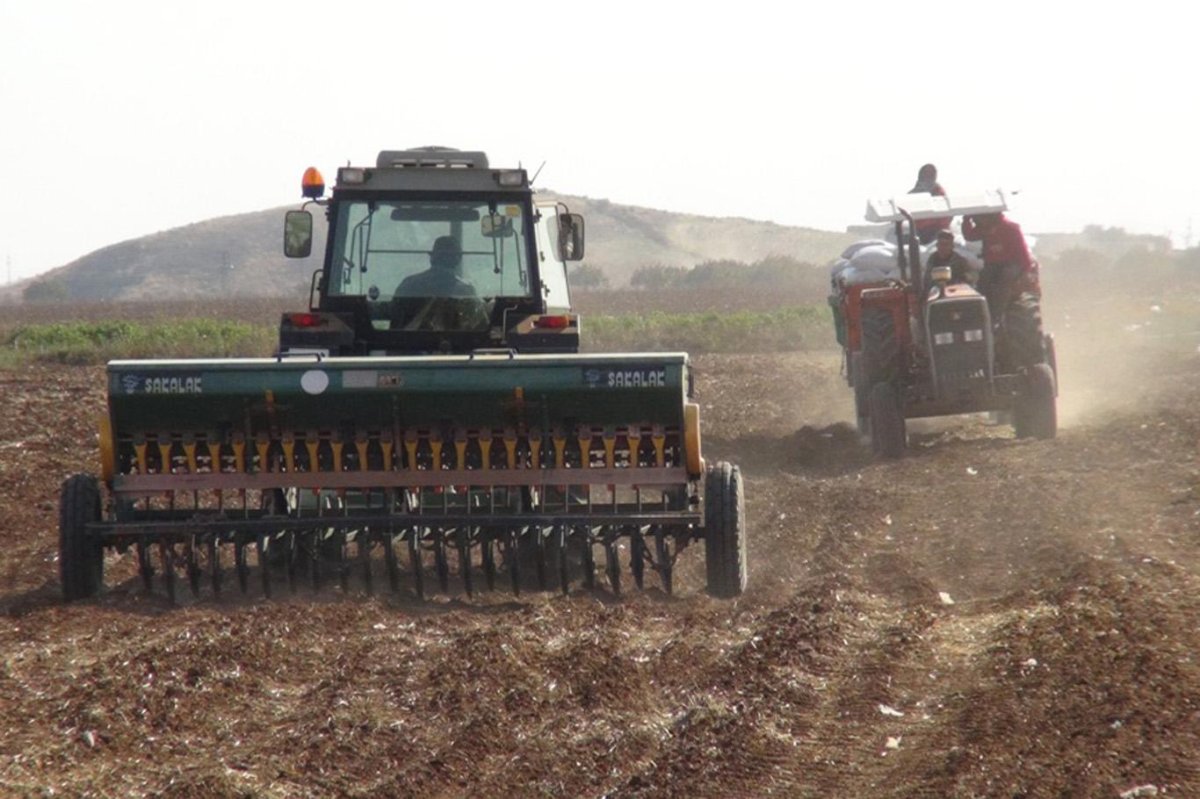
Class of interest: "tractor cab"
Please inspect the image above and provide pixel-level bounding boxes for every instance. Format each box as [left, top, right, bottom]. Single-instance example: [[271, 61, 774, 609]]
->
[[281, 148, 585, 356]]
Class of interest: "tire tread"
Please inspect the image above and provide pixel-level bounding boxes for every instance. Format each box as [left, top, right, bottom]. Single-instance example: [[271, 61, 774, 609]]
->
[[59, 473, 103, 601], [705, 462, 747, 598]]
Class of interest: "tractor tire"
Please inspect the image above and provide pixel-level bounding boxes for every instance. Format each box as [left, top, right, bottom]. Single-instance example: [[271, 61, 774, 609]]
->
[[59, 473, 104, 601], [851, 352, 870, 435], [1002, 294, 1047, 370], [704, 462, 747, 599], [1013, 363, 1057, 440], [869, 382, 907, 458], [830, 295, 848, 348], [1044, 333, 1059, 391], [861, 307, 901, 385]]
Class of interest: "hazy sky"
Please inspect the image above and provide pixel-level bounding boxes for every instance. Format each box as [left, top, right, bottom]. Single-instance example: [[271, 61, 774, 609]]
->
[[2, 1, 1197, 282]]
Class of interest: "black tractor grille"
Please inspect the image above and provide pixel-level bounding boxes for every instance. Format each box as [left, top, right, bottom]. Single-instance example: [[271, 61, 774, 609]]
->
[[926, 295, 992, 395]]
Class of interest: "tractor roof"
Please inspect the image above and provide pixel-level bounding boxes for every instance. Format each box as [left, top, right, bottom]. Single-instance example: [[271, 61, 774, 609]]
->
[[865, 189, 1009, 223], [332, 147, 529, 195]]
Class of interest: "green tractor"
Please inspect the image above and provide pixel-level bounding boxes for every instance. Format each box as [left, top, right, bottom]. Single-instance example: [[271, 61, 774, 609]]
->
[[59, 148, 748, 602]]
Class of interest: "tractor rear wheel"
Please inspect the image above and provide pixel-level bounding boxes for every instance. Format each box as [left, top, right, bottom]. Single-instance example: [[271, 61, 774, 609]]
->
[[869, 382, 907, 458], [1044, 333, 1058, 385], [59, 474, 103, 601], [861, 307, 900, 385], [1013, 363, 1057, 440], [705, 462, 747, 598], [1002, 294, 1047, 370], [851, 352, 870, 435]]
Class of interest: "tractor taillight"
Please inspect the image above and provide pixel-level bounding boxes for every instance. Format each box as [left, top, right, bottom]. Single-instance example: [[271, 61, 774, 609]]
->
[[289, 313, 322, 328], [533, 315, 572, 329]]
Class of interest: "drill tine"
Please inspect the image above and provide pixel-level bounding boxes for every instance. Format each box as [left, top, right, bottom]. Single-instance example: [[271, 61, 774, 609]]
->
[[383, 529, 400, 594], [235, 537, 249, 594], [160, 540, 176, 605], [557, 525, 569, 596], [409, 527, 425, 600], [360, 529, 374, 596], [209, 535, 221, 596], [458, 527, 473, 598]]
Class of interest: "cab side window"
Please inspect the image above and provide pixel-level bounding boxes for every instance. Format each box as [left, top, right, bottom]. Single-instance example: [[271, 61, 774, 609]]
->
[[537, 208, 572, 313]]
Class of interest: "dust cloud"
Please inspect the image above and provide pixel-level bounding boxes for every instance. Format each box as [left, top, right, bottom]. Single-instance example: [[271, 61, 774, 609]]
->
[[1045, 280, 1199, 428]]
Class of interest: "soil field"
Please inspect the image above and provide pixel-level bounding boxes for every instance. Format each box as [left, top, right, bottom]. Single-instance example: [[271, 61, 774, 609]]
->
[[1, 290, 1199, 797]]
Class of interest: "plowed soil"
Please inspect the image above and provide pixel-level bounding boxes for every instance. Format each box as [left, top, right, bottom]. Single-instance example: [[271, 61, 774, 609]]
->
[[2, 297, 1199, 798]]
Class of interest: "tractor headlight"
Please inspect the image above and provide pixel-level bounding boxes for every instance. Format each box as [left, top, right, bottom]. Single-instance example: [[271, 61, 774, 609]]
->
[[496, 169, 527, 187], [337, 167, 367, 184], [933, 332, 954, 346], [963, 329, 984, 342]]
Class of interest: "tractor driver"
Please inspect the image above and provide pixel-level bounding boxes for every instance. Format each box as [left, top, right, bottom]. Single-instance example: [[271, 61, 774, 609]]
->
[[924, 229, 973, 286], [396, 236, 476, 298], [391, 236, 488, 331]]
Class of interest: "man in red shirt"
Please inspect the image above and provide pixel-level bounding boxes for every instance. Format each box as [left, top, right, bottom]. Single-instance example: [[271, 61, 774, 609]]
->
[[962, 212, 1045, 368]]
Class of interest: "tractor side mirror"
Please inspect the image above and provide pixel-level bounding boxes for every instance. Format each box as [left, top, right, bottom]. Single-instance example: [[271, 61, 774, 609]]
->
[[481, 213, 515, 239], [284, 210, 313, 258], [558, 213, 585, 261]]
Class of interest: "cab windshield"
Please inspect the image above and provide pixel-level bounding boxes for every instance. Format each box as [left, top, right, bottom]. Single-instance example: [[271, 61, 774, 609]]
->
[[327, 198, 533, 331]]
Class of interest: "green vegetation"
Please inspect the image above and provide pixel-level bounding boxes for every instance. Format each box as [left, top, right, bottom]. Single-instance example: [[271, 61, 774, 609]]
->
[[628, 256, 830, 299], [629, 264, 690, 288], [568, 263, 610, 289], [0, 303, 836, 365], [22, 278, 69, 303], [0, 319, 276, 365], [585, 306, 832, 353]]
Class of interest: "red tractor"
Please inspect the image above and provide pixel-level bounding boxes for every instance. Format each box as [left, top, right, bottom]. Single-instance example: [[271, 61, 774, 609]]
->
[[831, 192, 1057, 457]]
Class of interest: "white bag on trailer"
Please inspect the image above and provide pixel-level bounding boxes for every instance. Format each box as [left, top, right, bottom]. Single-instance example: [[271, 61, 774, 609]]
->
[[834, 242, 900, 285]]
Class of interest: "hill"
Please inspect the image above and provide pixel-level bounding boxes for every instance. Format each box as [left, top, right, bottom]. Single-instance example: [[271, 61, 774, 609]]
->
[[7, 194, 1187, 305], [11, 208, 310, 303], [6, 195, 857, 302], [561, 196, 856, 285]]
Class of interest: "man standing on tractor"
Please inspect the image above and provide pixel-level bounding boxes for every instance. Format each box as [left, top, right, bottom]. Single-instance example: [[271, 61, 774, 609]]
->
[[909, 163, 951, 244], [962, 211, 1046, 369]]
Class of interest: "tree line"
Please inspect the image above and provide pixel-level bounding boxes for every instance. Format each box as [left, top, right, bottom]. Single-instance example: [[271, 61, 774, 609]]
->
[[571, 255, 828, 295]]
